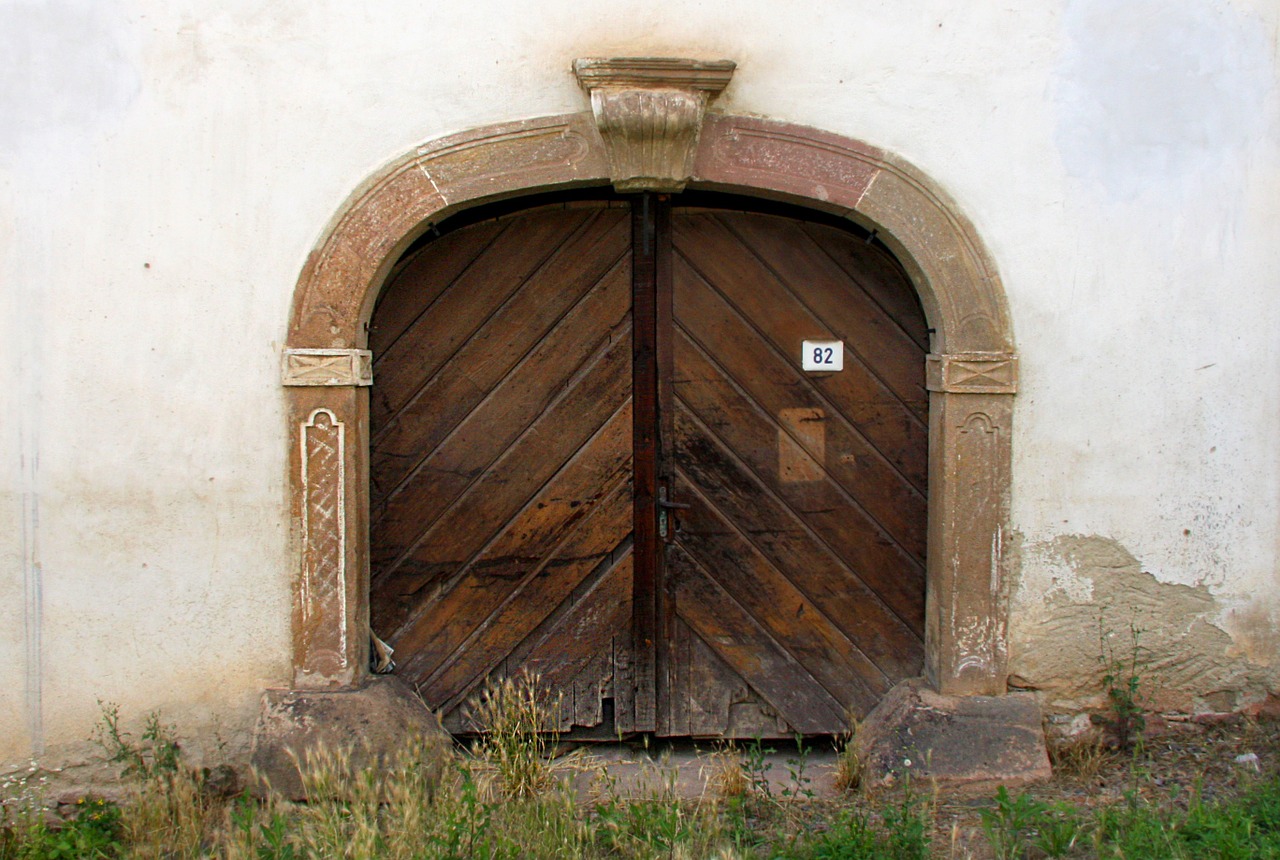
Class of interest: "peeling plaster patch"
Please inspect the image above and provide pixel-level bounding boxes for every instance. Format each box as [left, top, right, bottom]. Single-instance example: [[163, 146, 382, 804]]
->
[[1016, 535, 1095, 605], [1009, 535, 1275, 712], [1222, 599, 1280, 668], [1052, 0, 1275, 201]]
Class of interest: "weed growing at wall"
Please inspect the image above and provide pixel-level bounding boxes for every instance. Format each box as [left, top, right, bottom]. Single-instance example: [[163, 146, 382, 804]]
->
[[1099, 619, 1150, 752], [94, 703, 181, 783], [467, 673, 560, 800], [0, 796, 123, 860]]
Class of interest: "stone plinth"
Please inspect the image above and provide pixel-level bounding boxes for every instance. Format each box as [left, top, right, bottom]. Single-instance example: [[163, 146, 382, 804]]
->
[[855, 679, 1051, 796], [250, 677, 448, 799]]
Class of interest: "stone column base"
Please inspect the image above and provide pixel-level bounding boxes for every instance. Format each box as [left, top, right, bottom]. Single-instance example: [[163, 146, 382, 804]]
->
[[249, 677, 448, 799], [854, 679, 1051, 796]]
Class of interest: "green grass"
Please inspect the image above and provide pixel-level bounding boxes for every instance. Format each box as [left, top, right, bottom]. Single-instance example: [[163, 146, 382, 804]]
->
[[3, 689, 1279, 859], [969, 777, 1280, 860]]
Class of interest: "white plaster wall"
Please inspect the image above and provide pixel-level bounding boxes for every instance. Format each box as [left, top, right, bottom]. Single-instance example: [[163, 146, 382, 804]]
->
[[1, 0, 1277, 760]]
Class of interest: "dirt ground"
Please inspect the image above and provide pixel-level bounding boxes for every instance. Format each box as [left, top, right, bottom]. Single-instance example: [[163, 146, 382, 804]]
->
[[549, 711, 1279, 857], [930, 713, 1280, 858]]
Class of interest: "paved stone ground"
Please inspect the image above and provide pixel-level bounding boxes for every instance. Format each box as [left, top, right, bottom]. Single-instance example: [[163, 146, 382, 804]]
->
[[548, 679, 1054, 803], [550, 740, 846, 801]]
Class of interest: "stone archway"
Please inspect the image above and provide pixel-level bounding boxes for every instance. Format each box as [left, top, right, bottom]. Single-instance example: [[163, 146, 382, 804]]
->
[[281, 59, 1017, 701]]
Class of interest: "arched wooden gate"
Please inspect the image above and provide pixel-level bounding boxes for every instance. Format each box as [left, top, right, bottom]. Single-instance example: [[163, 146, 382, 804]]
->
[[367, 193, 928, 738]]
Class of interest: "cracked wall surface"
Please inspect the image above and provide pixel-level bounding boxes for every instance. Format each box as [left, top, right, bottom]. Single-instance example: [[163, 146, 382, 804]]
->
[[1009, 534, 1279, 714]]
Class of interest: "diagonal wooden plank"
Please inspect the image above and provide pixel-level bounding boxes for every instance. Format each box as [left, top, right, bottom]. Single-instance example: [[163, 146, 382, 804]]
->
[[370, 219, 508, 357], [372, 209, 629, 446], [667, 543, 848, 734], [672, 470, 894, 713], [506, 552, 635, 731], [667, 615, 803, 738], [721, 212, 929, 391], [673, 377, 925, 629], [673, 402, 924, 674], [673, 212, 926, 423], [674, 255, 927, 496], [407, 483, 634, 710], [670, 316, 931, 578], [374, 393, 633, 629], [372, 208, 597, 424], [799, 220, 931, 351], [370, 287, 632, 566], [371, 253, 631, 505], [675, 291, 926, 557]]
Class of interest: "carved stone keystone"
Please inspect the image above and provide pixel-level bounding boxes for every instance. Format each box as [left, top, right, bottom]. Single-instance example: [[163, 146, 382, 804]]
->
[[573, 57, 736, 192]]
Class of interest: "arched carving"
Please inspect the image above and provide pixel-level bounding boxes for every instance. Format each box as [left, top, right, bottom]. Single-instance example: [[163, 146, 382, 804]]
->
[[284, 109, 1017, 696]]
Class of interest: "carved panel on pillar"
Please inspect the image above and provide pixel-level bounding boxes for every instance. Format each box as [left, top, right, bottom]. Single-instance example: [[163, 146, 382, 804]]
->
[[283, 349, 373, 387], [297, 408, 350, 686], [573, 57, 735, 192], [926, 353, 1018, 394], [951, 411, 1004, 684], [927, 385, 1014, 697]]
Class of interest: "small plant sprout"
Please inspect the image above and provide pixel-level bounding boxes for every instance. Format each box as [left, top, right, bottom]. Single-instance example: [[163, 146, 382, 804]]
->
[[833, 714, 864, 792], [1098, 618, 1149, 752]]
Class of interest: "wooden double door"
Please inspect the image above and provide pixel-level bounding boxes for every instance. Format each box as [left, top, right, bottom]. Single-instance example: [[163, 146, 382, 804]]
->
[[368, 194, 928, 738]]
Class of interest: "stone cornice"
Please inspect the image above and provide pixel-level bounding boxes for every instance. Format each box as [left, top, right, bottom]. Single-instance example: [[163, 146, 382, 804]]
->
[[572, 57, 736, 92]]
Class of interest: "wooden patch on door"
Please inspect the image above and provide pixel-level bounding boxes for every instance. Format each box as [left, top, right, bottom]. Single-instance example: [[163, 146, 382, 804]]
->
[[778, 407, 825, 484]]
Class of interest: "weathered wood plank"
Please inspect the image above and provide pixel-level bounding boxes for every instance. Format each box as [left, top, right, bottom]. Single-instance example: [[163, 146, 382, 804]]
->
[[666, 543, 848, 735], [374, 396, 633, 637], [411, 484, 634, 711], [674, 274, 926, 499], [671, 471, 891, 715], [673, 273, 926, 555], [371, 211, 629, 483], [671, 412, 923, 680], [372, 209, 597, 425], [675, 318, 926, 588], [671, 334, 925, 627], [674, 212, 926, 417], [799, 220, 931, 352], [725, 212, 930, 362], [518, 553, 634, 730], [370, 281, 632, 568], [371, 219, 630, 502], [725, 214, 929, 424], [680, 618, 791, 738], [369, 219, 507, 357], [443, 553, 634, 733]]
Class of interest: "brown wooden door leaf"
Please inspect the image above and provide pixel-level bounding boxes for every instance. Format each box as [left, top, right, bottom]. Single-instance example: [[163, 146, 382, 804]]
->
[[368, 197, 927, 738]]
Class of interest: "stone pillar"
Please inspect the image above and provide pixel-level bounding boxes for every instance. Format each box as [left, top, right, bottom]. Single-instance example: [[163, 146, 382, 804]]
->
[[925, 353, 1018, 695], [282, 349, 373, 689]]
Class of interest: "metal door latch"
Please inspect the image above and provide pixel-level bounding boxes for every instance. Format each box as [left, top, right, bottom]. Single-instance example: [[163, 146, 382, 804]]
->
[[657, 486, 690, 539]]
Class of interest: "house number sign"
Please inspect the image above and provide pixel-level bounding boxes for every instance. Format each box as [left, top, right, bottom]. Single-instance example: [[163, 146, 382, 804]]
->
[[801, 340, 844, 372]]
